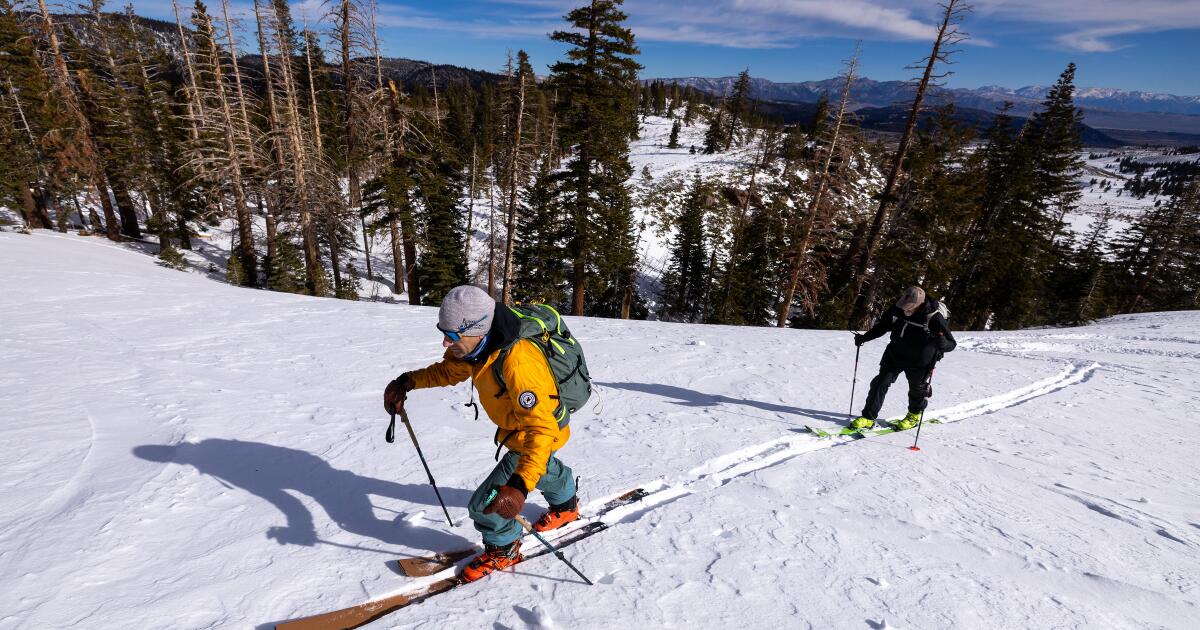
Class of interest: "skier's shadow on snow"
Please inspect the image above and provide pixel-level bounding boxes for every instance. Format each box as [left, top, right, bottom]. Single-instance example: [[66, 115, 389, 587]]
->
[[133, 439, 473, 554], [598, 381, 845, 423]]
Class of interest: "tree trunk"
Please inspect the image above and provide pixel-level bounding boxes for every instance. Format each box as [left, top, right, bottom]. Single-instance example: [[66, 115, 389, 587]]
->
[[571, 148, 591, 316], [96, 180, 121, 240], [330, 240, 342, 294], [501, 65, 527, 305], [19, 184, 40, 229], [110, 176, 142, 239], [390, 217, 405, 294], [487, 175, 498, 297], [465, 144, 477, 270], [88, 207, 102, 234]]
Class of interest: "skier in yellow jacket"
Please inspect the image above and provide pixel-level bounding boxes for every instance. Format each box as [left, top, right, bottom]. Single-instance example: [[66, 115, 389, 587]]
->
[[383, 285, 579, 582]]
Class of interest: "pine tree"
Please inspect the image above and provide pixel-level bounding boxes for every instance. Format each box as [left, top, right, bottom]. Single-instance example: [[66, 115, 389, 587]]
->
[[1026, 63, 1085, 237], [847, 0, 969, 326], [723, 69, 752, 150], [667, 119, 680, 149], [512, 156, 568, 305], [871, 104, 977, 309], [1112, 177, 1200, 312], [682, 91, 697, 126], [0, 0, 55, 228], [702, 108, 726, 154], [659, 173, 711, 322], [1059, 205, 1115, 324], [412, 114, 468, 305], [549, 0, 643, 317]]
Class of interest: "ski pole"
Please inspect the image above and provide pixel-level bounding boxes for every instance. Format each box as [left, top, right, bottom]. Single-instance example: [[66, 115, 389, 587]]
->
[[909, 368, 935, 452], [485, 489, 594, 586], [388, 408, 455, 527], [848, 332, 862, 420]]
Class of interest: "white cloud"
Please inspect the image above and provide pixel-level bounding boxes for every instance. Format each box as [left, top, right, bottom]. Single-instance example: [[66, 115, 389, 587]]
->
[[131, 0, 1199, 53], [965, 0, 1200, 52]]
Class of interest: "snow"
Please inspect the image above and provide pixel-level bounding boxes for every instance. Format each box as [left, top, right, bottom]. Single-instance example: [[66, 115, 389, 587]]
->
[[2, 230, 1198, 629], [1066, 148, 1195, 242]]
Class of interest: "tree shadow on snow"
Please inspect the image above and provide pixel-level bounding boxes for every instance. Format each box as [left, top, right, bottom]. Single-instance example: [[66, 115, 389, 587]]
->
[[597, 381, 845, 423], [133, 439, 473, 554]]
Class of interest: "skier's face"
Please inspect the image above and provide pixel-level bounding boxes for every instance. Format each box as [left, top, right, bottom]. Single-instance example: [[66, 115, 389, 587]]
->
[[444, 334, 485, 359], [901, 303, 919, 317]]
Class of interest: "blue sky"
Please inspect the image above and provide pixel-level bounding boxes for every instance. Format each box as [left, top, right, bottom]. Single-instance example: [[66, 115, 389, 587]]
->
[[134, 0, 1200, 95]]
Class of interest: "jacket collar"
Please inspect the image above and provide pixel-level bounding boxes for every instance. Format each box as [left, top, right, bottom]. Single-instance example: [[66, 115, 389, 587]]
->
[[466, 303, 520, 365]]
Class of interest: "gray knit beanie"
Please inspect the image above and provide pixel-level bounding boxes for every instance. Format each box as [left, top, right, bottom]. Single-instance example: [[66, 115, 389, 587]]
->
[[438, 285, 495, 337], [896, 286, 926, 311]]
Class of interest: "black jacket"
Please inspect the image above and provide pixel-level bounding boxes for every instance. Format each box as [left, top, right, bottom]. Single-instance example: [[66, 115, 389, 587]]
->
[[862, 298, 956, 368]]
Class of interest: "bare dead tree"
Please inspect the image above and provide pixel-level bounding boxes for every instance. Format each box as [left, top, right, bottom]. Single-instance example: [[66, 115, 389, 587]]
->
[[33, 0, 116, 238], [4, 76, 55, 228], [776, 43, 859, 327], [264, 0, 326, 295], [847, 0, 970, 327], [500, 52, 531, 305], [188, 4, 257, 284]]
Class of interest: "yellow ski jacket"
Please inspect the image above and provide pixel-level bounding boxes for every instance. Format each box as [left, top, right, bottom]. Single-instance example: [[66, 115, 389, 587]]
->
[[408, 339, 570, 492]]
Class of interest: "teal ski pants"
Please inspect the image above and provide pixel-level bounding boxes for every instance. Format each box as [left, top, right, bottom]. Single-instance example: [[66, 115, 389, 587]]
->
[[467, 450, 575, 547]]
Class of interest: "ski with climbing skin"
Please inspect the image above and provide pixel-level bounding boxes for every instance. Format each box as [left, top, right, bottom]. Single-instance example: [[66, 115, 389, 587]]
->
[[806, 418, 942, 439], [273, 488, 647, 630], [397, 487, 648, 577], [273, 521, 609, 630]]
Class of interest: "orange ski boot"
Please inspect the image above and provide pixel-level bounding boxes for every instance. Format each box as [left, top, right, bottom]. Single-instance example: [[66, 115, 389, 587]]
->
[[533, 496, 580, 532], [461, 540, 523, 583]]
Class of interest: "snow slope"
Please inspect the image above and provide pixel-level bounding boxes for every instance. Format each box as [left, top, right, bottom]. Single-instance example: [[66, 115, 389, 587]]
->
[[1, 231, 1198, 629]]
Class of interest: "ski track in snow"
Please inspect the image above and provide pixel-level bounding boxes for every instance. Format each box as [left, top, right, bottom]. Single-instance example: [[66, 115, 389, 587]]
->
[[360, 360, 1101, 604]]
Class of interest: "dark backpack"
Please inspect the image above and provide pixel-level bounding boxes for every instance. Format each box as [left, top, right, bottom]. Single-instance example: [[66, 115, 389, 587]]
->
[[491, 303, 592, 428]]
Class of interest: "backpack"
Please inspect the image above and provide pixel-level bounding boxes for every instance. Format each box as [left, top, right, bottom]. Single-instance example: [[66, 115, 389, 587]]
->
[[894, 299, 950, 337], [491, 303, 592, 429]]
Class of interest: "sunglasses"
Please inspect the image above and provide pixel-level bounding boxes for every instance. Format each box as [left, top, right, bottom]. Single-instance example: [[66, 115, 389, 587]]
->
[[437, 323, 469, 341]]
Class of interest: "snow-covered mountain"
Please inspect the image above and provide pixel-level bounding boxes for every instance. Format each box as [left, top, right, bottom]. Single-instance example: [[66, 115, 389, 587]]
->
[[658, 75, 1200, 116], [658, 76, 1200, 138], [2, 228, 1197, 629]]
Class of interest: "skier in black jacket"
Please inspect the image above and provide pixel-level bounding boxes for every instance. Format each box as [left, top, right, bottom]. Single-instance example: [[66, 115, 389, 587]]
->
[[851, 286, 956, 430]]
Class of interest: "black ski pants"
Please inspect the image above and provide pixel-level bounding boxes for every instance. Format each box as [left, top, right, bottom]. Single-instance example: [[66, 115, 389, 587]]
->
[[860, 364, 933, 420]]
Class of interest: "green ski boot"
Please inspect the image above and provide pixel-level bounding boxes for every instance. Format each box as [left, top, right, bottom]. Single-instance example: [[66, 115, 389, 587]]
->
[[850, 416, 875, 430], [893, 412, 921, 431]]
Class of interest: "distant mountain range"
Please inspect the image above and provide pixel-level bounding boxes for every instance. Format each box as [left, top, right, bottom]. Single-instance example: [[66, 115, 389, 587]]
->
[[656, 76, 1200, 117], [653, 76, 1200, 142], [50, 13, 503, 94]]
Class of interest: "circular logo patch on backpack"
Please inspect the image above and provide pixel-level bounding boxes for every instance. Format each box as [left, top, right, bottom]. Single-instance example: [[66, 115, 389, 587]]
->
[[518, 391, 538, 409]]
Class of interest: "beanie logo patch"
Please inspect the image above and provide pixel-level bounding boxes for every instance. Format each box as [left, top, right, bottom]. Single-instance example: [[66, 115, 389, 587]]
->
[[457, 315, 488, 331], [518, 391, 538, 410]]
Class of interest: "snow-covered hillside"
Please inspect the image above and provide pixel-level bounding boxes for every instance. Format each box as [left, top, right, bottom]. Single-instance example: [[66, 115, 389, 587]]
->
[[1071, 148, 1199, 240], [2, 231, 1197, 629]]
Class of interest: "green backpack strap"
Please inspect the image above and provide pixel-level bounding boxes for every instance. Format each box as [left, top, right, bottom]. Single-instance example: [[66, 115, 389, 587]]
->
[[490, 304, 576, 428]]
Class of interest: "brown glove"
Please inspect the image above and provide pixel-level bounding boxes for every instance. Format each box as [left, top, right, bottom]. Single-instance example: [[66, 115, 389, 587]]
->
[[482, 482, 527, 520], [384, 373, 413, 414]]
